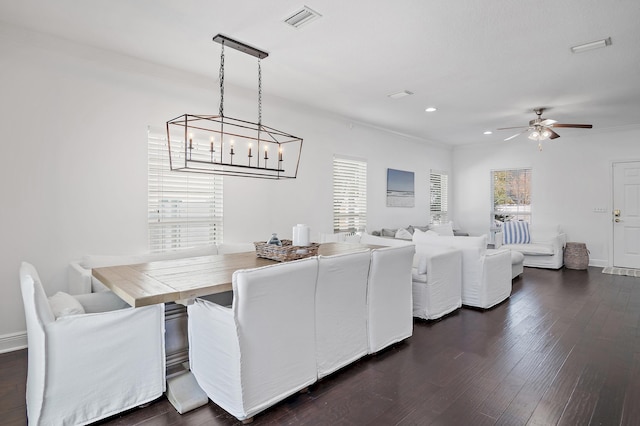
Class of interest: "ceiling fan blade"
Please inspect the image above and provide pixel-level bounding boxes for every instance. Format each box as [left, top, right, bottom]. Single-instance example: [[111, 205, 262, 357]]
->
[[504, 130, 529, 141], [497, 126, 529, 130], [548, 129, 560, 139], [550, 123, 593, 129]]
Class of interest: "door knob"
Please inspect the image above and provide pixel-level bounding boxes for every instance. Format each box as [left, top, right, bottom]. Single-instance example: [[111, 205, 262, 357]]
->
[[615, 218, 622, 223], [614, 209, 621, 217]]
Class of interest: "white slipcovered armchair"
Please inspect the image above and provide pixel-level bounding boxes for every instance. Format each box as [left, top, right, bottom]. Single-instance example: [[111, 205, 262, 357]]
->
[[412, 232, 512, 309], [187, 257, 319, 423], [412, 245, 462, 320], [315, 250, 370, 378], [498, 223, 566, 269], [367, 245, 415, 353], [19, 262, 166, 426]]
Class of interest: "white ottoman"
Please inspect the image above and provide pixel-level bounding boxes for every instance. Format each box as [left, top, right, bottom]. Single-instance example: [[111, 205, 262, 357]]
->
[[511, 251, 524, 279]]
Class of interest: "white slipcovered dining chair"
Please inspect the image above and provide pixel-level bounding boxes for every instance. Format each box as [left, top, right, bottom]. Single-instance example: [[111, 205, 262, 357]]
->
[[367, 245, 415, 354], [19, 262, 166, 426], [315, 250, 370, 379], [187, 257, 319, 423]]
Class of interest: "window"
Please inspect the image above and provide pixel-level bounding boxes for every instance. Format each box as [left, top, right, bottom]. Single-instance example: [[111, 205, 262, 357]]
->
[[148, 131, 223, 251], [333, 155, 367, 233], [491, 168, 531, 227], [430, 170, 448, 224]]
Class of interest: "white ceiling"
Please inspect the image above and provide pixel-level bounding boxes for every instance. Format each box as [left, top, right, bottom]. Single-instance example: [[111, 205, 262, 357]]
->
[[2, 0, 639, 146]]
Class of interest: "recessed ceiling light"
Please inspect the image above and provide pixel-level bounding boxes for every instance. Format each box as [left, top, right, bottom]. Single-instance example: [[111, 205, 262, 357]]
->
[[570, 37, 612, 54], [425, 107, 437, 112], [484, 131, 493, 135], [388, 90, 413, 99]]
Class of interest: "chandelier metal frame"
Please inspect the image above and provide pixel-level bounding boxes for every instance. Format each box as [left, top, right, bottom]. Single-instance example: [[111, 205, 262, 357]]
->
[[166, 34, 303, 179]]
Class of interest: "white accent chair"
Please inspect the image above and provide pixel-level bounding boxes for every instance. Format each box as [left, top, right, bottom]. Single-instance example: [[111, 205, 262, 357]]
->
[[500, 225, 567, 269], [367, 245, 415, 354], [412, 245, 462, 320], [19, 262, 166, 426], [412, 232, 512, 309], [187, 257, 319, 423], [315, 250, 371, 378]]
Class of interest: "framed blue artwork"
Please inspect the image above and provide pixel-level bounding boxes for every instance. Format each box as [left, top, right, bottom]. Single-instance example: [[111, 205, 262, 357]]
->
[[387, 168, 414, 207]]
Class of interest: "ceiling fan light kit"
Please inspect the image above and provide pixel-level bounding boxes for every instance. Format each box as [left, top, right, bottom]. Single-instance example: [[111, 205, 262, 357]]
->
[[166, 34, 303, 179], [497, 107, 593, 150]]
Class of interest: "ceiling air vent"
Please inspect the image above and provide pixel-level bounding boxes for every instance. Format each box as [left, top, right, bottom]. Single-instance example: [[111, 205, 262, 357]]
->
[[284, 6, 322, 28]]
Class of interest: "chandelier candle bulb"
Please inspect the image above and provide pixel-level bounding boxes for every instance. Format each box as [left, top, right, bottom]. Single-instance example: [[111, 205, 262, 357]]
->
[[279, 147, 283, 162], [248, 143, 252, 158]]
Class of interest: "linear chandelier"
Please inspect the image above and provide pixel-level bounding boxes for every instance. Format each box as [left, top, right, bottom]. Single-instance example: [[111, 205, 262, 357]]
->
[[166, 34, 303, 179]]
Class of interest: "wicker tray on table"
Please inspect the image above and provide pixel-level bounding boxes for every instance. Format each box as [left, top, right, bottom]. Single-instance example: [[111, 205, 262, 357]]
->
[[254, 239, 320, 262]]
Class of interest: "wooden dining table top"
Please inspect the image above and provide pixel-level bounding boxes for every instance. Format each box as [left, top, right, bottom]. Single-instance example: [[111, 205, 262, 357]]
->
[[92, 242, 381, 308]]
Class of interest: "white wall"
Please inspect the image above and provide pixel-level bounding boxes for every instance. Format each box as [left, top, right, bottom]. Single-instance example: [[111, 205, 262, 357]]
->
[[0, 25, 451, 346], [452, 126, 640, 267]]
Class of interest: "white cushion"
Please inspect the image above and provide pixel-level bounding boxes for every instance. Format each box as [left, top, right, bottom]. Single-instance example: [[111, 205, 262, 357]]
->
[[506, 243, 554, 256], [395, 228, 413, 240], [411, 228, 438, 242], [414, 231, 487, 253], [511, 251, 525, 263], [361, 232, 413, 247], [48, 291, 86, 318], [73, 291, 129, 313], [502, 221, 531, 244], [428, 222, 454, 236]]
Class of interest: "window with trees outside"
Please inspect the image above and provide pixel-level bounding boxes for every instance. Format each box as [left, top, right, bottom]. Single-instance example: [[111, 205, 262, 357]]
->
[[430, 170, 448, 224], [333, 155, 367, 233], [491, 168, 531, 228]]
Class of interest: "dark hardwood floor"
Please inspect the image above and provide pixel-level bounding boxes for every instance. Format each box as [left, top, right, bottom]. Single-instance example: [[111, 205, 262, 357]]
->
[[3, 266, 640, 425]]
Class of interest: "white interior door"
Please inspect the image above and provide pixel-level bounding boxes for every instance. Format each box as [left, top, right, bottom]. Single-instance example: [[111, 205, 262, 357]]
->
[[613, 161, 640, 268]]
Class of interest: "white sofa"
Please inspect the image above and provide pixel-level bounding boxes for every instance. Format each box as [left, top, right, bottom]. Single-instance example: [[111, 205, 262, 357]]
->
[[497, 225, 566, 269]]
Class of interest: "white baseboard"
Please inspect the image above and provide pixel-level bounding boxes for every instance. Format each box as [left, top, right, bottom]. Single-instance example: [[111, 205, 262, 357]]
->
[[589, 258, 607, 268], [0, 331, 27, 354]]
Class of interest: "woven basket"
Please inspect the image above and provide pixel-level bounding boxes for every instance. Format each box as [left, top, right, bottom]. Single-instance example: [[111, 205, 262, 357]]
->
[[254, 239, 320, 262], [564, 242, 589, 270]]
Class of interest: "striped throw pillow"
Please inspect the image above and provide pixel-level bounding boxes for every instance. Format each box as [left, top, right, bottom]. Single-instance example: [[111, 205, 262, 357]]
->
[[502, 221, 531, 244]]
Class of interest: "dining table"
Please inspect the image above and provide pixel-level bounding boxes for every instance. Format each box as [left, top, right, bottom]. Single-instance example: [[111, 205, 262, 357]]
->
[[92, 242, 380, 308]]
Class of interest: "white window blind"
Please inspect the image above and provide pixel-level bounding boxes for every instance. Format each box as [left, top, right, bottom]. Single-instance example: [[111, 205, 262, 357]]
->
[[148, 131, 223, 251], [430, 170, 449, 223], [333, 156, 367, 233], [491, 168, 532, 226]]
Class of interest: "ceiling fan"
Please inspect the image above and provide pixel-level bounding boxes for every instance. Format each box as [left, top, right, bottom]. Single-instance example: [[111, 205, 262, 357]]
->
[[498, 108, 593, 142]]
